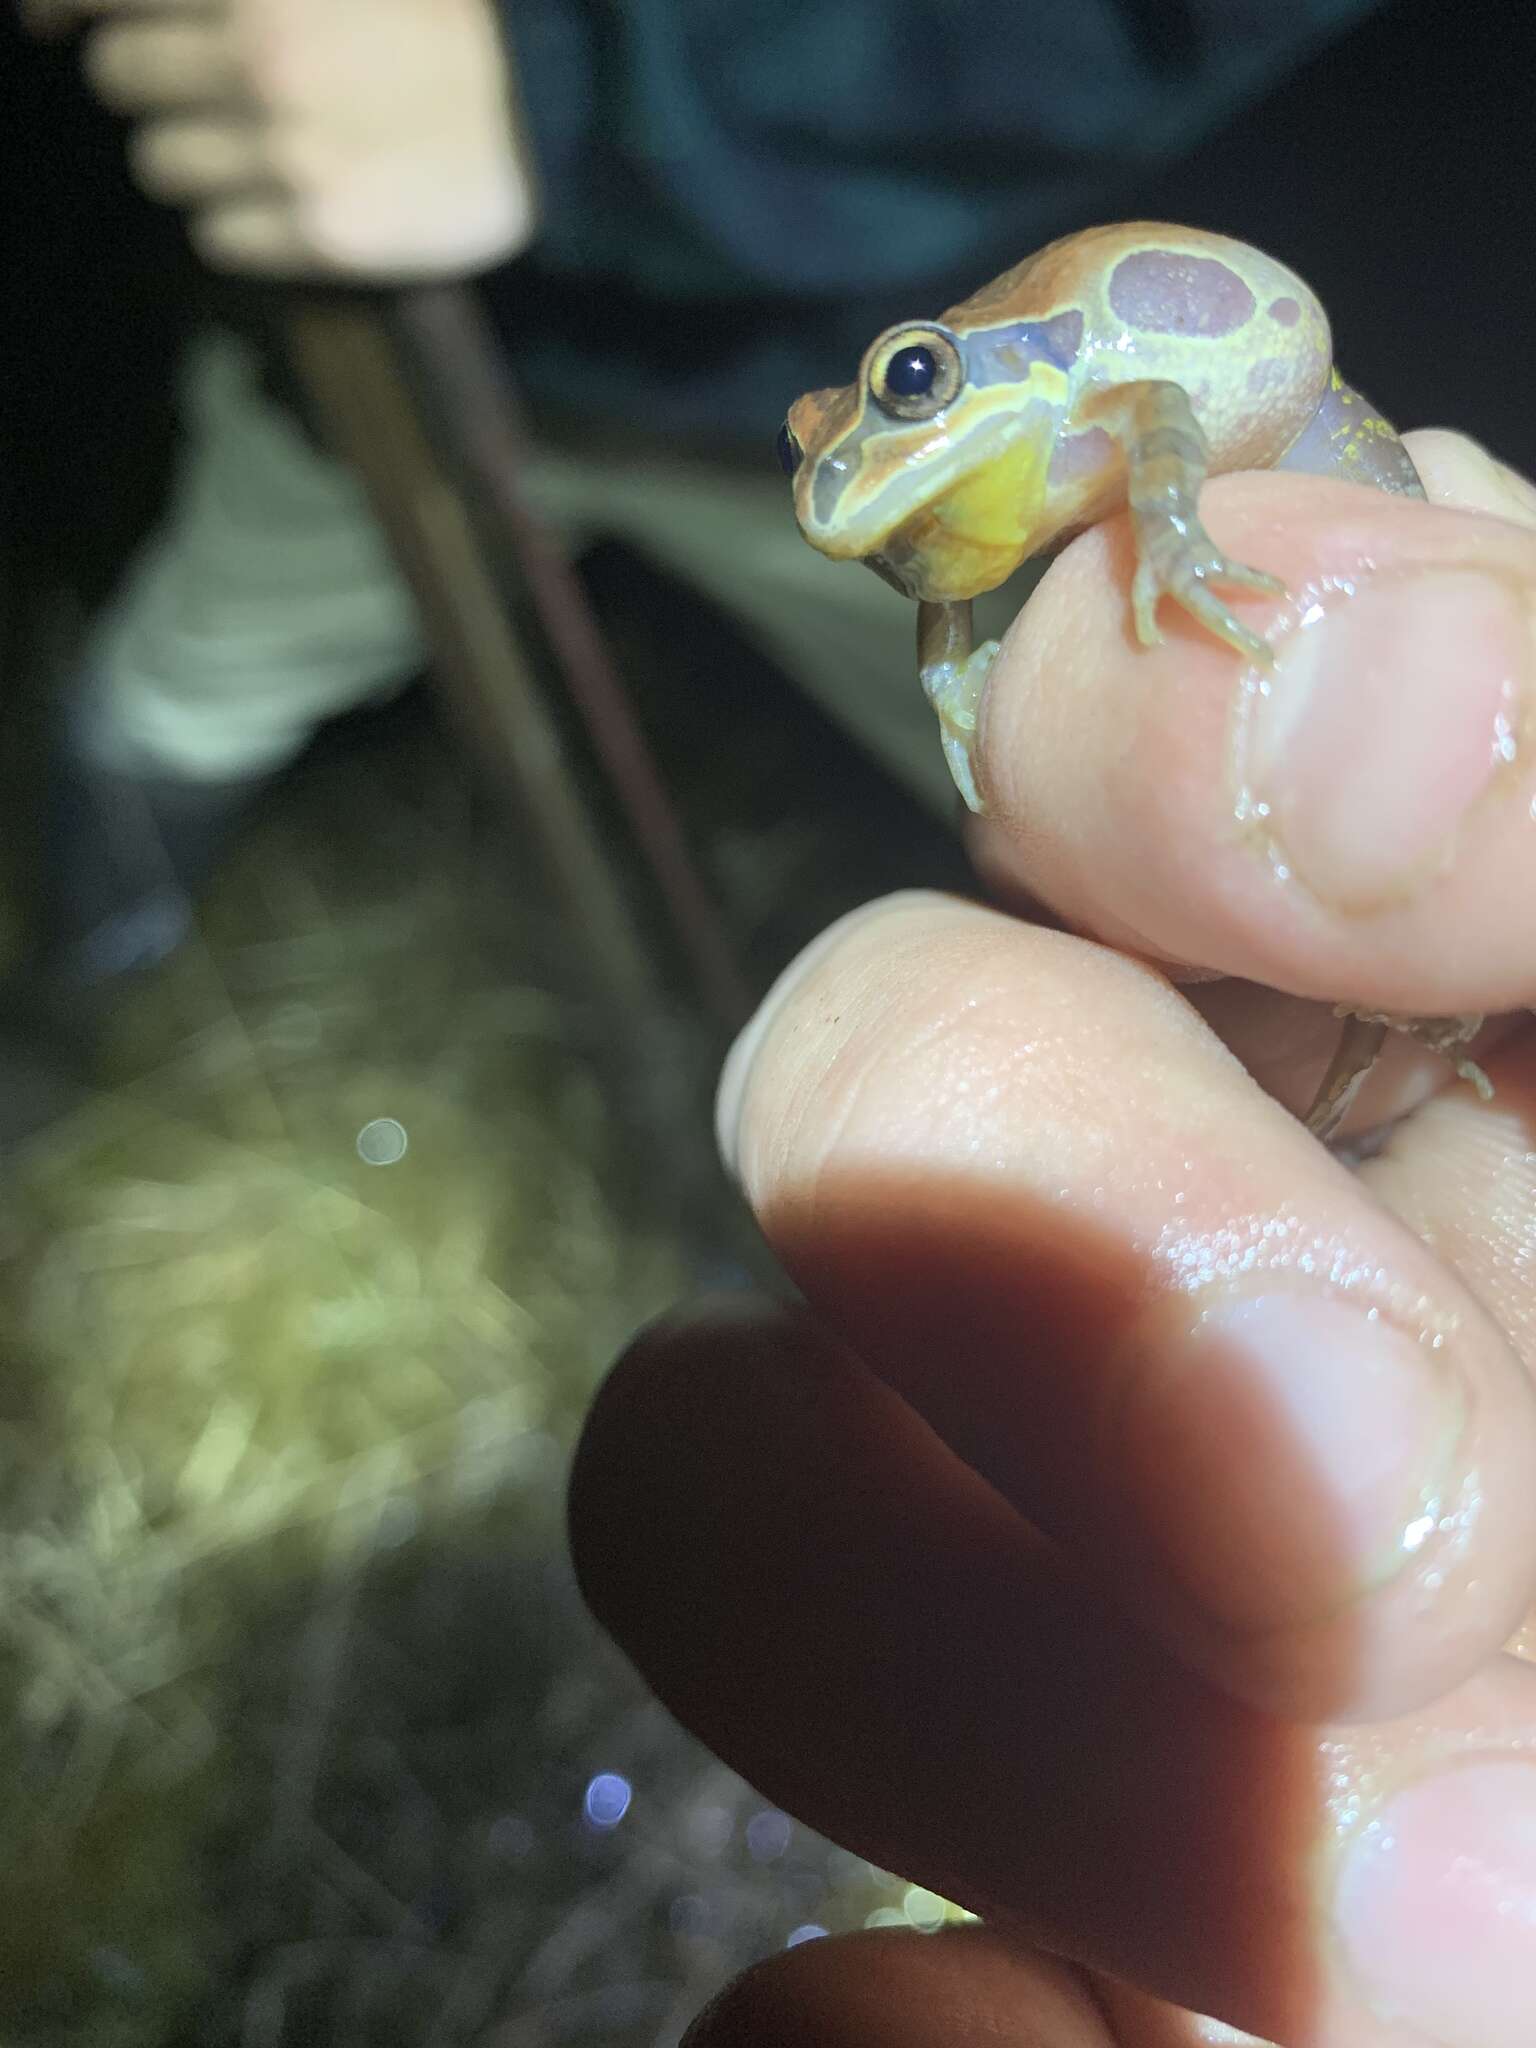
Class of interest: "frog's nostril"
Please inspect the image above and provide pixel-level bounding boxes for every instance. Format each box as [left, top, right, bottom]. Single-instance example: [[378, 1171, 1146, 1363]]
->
[[776, 422, 804, 478]]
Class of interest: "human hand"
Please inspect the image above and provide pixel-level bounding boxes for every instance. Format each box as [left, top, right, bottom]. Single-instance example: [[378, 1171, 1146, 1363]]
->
[[568, 432, 1536, 2046], [53, 0, 534, 278]]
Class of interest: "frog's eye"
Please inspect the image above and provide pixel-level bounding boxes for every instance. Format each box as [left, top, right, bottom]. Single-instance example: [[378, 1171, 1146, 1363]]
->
[[886, 347, 937, 397], [867, 325, 963, 420], [776, 421, 804, 477]]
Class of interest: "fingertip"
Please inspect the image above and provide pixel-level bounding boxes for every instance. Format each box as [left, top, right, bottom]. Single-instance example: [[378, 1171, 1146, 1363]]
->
[[715, 891, 984, 1183], [972, 471, 1536, 1018], [190, 198, 310, 274], [706, 895, 1536, 1726], [681, 1929, 1110, 2048], [1404, 428, 1536, 530]]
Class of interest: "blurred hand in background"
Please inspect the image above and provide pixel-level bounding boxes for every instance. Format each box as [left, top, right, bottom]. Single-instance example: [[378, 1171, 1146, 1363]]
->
[[30, 0, 536, 277]]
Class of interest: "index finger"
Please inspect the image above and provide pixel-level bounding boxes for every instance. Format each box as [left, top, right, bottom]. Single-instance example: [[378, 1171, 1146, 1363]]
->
[[713, 891, 1536, 1724], [969, 436, 1536, 1022]]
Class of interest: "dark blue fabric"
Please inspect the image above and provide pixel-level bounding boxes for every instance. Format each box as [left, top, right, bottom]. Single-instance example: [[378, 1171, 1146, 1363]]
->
[[486, 0, 1385, 440]]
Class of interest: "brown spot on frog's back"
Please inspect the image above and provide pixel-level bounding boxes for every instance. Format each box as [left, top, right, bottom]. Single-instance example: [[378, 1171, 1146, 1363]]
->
[[1038, 308, 1084, 364], [1108, 249, 1256, 337], [1268, 295, 1302, 327]]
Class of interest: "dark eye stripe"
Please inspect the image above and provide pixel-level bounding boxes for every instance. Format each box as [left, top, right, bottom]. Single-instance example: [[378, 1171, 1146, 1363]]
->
[[776, 422, 803, 477]]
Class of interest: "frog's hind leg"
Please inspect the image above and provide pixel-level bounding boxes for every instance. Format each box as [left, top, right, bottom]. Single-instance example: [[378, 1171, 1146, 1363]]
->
[[1097, 380, 1285, 667], [1305, 1014, 1390, 1142], [1304, 1008, 1491, 1144], [918, 599, 999, 815]]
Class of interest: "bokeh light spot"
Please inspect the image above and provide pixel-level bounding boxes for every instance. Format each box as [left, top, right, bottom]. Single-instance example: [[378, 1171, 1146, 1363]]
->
[[746, 1808, 792, 1862], [902, 1886, 946, 1931], [583, 1771, 632, 1829], [356, 1117, 408, 1166]]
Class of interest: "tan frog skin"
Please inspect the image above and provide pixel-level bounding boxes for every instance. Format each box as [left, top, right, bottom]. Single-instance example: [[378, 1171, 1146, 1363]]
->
[[780, 223, 1487, 1141]]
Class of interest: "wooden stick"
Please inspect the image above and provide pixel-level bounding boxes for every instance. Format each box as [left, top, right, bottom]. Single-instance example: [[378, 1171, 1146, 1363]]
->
[[389, 286, 750, 1030], [282, 286, 749, 1037]]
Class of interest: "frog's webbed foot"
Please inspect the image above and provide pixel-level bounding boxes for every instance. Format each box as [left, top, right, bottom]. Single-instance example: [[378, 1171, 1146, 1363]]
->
[[923, 640, 1000, 814], [1305, 1007, 1490, 1143], [1108, 379, 1286, 667], [1131, 547, 1284, 668], [917, 599, 998, 814], [1372, 1010, 1492, 1097]]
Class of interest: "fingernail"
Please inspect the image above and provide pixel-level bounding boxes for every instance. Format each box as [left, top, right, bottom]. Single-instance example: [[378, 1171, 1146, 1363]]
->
[[1117, 1293, 1465, 1638], [1337, 1759, 1536, 2047], [1246, 569, 1527, 910]]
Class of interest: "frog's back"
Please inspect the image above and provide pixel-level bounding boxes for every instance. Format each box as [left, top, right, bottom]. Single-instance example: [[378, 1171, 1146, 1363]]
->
[[943, 222, 1334, 474]]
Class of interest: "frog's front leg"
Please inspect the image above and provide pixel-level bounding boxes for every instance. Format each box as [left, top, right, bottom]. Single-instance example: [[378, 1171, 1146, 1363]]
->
[[1093, 381, 1285, 667], [918, 598, 999, 815]]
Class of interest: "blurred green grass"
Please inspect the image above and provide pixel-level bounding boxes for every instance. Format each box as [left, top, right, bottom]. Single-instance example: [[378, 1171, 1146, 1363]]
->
[[0, 559, 971, 2042]]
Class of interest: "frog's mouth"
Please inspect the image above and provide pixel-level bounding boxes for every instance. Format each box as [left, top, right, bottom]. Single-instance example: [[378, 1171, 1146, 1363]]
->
[[802, 413, 1007, 560], [802, 385, 1065, 576]]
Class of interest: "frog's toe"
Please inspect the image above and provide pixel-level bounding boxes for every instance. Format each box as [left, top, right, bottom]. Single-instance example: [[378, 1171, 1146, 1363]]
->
[[1131, 561, 1168, 649], [920, 636, 1000, 816], [1390, 1011, 1494, 1099], [1318, 1006, 1495, 1123], [1177, 582, 1276, 668], [941, 730, 984, 813], [1210, 558, 1286, 597], [1133, 547, 1279, 665]]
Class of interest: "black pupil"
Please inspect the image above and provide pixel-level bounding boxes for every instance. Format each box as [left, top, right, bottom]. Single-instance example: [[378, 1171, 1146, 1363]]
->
[[884, 345, 937, 399], [776, 423, 803, 477]]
